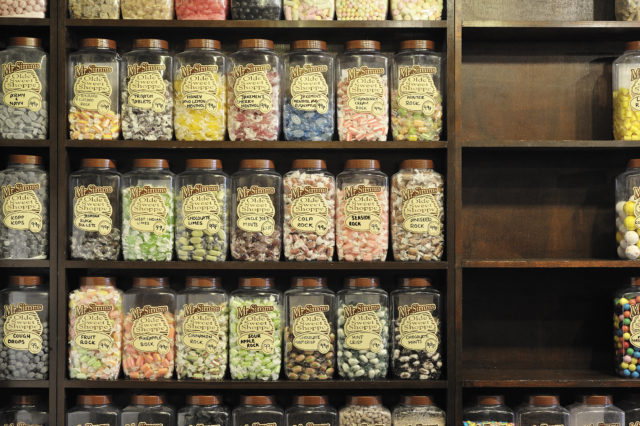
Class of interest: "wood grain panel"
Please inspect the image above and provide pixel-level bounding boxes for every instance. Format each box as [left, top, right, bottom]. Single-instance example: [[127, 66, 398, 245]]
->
[[463, 0, 612, 21]]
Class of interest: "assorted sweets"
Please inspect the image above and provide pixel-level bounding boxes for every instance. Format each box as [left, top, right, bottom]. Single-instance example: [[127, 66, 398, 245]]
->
[[613, 42, 640, 141]]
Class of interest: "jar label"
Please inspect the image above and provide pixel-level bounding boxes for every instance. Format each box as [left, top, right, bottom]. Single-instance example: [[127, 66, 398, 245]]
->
[[73, 302, 115, 352], [236, 304, 276, 354], [130, 305, 171, 354], [181, 303, 222, 353], [292, 423, 330, 426], [127, 62, 167, 112], [181, 184, 222, 234], [3, 302, 44, 354], [290, 185, 330, 236], [290, 64, 329, 114], [343, 303, 383, 351], [1, 182, 43, 233], [232, 63, 273, 113], [2, 61, 43, 111], [179, 64, 220, 114], [291, 304, 331, 353], [346, 66, 385, 116], [464, 422, 514, 426], [125, 423, 164, 426], [73, 185, 114, 235], [236, 185, 276, 236], [397, 65, 438, 116], [128, 185, 169, 235], [398, 303, 438, 353], [400, 186, 442, 235], [343, 184, 383, 234], [630, 68, 640, 111], [72, 63, 114, 113]]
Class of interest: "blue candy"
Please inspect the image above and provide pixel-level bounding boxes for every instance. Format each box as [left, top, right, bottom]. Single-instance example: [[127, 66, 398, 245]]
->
[[625, 369, 632, 376], [283, 102, 334, 141], [633, 371, 640, 378]]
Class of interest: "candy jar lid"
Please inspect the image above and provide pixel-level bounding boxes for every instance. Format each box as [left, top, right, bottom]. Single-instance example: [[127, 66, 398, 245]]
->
[[529, 395, 559, 406], [345, 159, 380, 170], [186, 39, 221, 50], [238, 39, 274, 50], [78, 395, 112, 405], [239, 159, 275, 170], [239, 277, 274, 288], [400, 159, 434, 169], [81, 158, 116, 168], [292, 40, 327, 50], [292, 159, 327, 170], [133, 39, 168, 50], [632, 277, 640, 287], [477, 395, 505, 405], [9, 37, 41, 47], [400, 40, 435, 50], [13, 395, 39, 405], [185, 276, 220, 288], [10, 276, 41, 286], [403, 396, 434, 406], [188, 395, 222, 405], [186, 159, 222, 169], [585, 395, 612, 405], [295, 396, 328, 405], [626, 41, 640, 51], [9, 154, 42, 165], [628, 159, 640, 169], [242, 396, 274, 405], [400, 277, 432, 288], [80, 276, 115, 287], [349, 396, 381, 405], [345, 40, 380, 51], [81, 38, 116, 49], [292, 277, 327, 288], [133, 277, 168, 288], [346, 277, 379, 288], [132, 395, 164, 405]]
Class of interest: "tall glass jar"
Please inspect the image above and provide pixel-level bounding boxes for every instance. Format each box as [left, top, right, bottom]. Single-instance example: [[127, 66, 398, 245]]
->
[[463, 396, 515, 426], [0, 37, 48, 139], [121, 395, 175, 425], [176, 277, 228, 380], [284, 0, 333, 19], [231, 0, 281, 19], [617, 2, 640, 20], [337, 41, 388, 141], [0, 276, 49, 380], [283, 40, 334, 141], [284, 277, 336, 380], [615, 159, 640, 259], [391, 277, 441, 379], [614, 277, 640, 378], [339, 396, 391, 426], [121, 0, 174, 18], [178, 395, 230, 426], [336, 159, 389, 262], [390, 0, 441, 19], [121, 39, 173, 141], [286, 396, 338, 426], [67, 395, 120, 426], [68, 158, 121, 260], [176, 0, 227, 18], [516, 396, 569, 426], [337, 277, 389, 380], [391, 41, 443, 142], [614, 42, 640, 141], [174, 39, 226, 141], [233, 396, 284, 426], [231, 159, 282, 261], [68, 38, 121, 140], [229, 278, 283, 380], [393, 396, 445, 426], [569, 396, 624, 426], [0, 396, 48, 426], [227, 40, 280, 141], [176, 159, 229, 261], [0, 154, 48, 259], [69, 0, 119, 18], [283, 159, 335, 261], [122, 277, 176, 380], [0, 0, 46, 16], [122, 158, 175, 261], [336, 0, 386, 19], [68, 276, 123, 380], [391, 159, 444, 261]]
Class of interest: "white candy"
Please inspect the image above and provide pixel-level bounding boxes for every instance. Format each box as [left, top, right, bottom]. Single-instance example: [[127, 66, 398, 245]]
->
[[626, 244, 640, 260], [617, 217, 623, 229], [621, 239, 630, 250], [617, 201, 626, 215], [618, 246, 627, 259], [626, 231, 640, 245]]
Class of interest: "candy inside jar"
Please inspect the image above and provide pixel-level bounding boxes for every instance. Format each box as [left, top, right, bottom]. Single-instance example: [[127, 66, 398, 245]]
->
[[392, 396, 445, 426], [615, 159, 640, 259], [613, 41, 640, 140], [390, 0, 442, 20], [121, 0, 174, 18], [463, 395, 515, 426], [339, 396, 391, 426], [178, 395, 230, 426], [176, 0, 228, 19], [284, 0, 333, 19], [68, 0, 120, 18]]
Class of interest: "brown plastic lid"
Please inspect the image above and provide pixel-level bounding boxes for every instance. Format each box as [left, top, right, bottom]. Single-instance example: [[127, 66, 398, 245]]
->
[[349, 396, 381, 406], [78, 395, 111, 405], [345, 159, 380, 170], [292, 40, 327, 50], [188, 395, 222, 405], [240, 159, 275, 169], [238, 39, 274, 50], [13, 395, 38, 405], [81, 38, 116, 49], [295, 396, 328, 405], [400, 159, 434, 169], [586, 395, 612, 405], [292, 277, 327, 288], [400, 40, 435, 50], [345, 40, 380, 51], [529, 395, 559, 406], [478, 396, 504, 405], [186, 276, 220, 288], [10, 276, 41, 286], [9, 37, 41, 47], [80, 276, 115, 287], [346, 277, 379, 288], [133, 39, 168, 50], [9, 155, 42, 165], [401, 277, 432, 288], [627, 41, 640, 51], [242, 396, 274, 405], [132, 395, 164, 405], [186, 159, 222, 170], [628, 159, 640, 169], [292, 159, 327, 170], [403, 396, 434, 406], [133, 158, 169, 169], [632, 277, 640, 287], [133, 277, 168, 288], [186, 39, 221, 50], [81, 158, 116, 169], [239, 277, 274, 288]]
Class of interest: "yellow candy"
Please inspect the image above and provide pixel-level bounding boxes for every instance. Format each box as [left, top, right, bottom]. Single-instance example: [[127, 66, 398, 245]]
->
[[617, 231, 623, 243], [173, 73, 226, 141], [625, 201, 637, 216], [614, 88, 640, 140], [625, 215, 637, 231]]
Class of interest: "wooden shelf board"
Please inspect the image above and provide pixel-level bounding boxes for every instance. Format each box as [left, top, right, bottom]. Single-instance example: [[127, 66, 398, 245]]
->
[[463, 140, 640, 149], [65, 260, 448, 270], [464, 369, 640, 388], [0, 259, 50, 268], [0, 17, 50, 26], [463, 20, 640, 29], [462, 259, 639, 268], [0, 139, 50, 148], [0, 380, 49, 388], [462, 21, 640, 40], [66, 140, 448, 149], [63, 379, 447, 389]]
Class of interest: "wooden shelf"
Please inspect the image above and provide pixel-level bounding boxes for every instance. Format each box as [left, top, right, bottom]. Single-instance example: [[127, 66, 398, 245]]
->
[[462, 259, 640, 268], [462, 20, 640, 40], [65, 140, 448, 149], [0, 139, 50, 148], [463, 369, 640, 388], [0, 17, 50, 26], [0, 380, 49, 388], [463, 140, 640, 149], [0, 259, 49, 268]]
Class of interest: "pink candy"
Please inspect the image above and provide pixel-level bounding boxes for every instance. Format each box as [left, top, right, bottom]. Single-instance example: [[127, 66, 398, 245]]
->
[[337, 72, 389, 142], [0, 0, 46, 17], [176, 0, 227, 19]]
